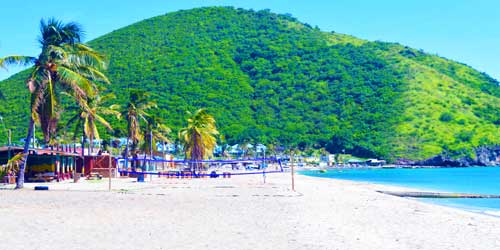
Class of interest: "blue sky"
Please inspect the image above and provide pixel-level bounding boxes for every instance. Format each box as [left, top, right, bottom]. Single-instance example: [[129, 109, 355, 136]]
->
[[1, 0, 499, 80]]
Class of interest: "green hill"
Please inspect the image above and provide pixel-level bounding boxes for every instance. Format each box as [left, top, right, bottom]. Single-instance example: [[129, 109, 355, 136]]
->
[[1, 7, 499, 163]]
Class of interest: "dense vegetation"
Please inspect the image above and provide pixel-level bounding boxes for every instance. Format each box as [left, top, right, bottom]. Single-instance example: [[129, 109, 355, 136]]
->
[[1, 7, 499, 161]]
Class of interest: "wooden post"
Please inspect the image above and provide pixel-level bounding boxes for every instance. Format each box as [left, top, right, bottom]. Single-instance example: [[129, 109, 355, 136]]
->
[[291, 150, 295, 191], [162, 141, 166, 170], [108, 144, 112, 191], [73, 155, 77, 183], [149, 130, 153, 182]]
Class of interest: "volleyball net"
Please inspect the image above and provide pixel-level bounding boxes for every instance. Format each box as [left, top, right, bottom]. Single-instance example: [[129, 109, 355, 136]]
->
[[115, 157, 284, 178]]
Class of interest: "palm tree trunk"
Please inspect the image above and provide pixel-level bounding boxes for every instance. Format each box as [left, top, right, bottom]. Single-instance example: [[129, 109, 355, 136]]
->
[[81, 125, 87, 177], [142, 132, 148, 170], [89, 134, 94, 156], [16, 118, 35, 189], [124, 137, 130, 173], [191, 132, 202, 174], [149, 130, 153, 162], [131, 142, 137, 172], [142, 154, 147, 171], [81, 126, 86, 157], [162, 141, 166, 170], [87, 135, 91, 156]]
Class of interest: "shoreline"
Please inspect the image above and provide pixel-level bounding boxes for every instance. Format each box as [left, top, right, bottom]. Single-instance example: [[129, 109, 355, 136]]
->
[[300, 169, 500, 216], [301, 173, 500, 217], [305, 164, 500, 170], [296, 174, 500, 222]]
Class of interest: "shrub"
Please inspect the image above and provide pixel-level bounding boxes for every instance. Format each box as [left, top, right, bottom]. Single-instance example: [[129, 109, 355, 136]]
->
[[439, 112, 454, 122]]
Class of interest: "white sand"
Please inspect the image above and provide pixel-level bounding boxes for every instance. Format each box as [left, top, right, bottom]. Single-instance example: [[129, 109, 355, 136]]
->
[[1, 173, 499, 250]]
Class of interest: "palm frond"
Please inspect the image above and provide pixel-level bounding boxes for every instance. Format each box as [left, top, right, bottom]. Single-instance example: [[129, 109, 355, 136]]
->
[[78, 65, 110, 84], [94, 114, 113, 131], [39, 18, 83, 47], [83, 117, 92, 139], [92, 122, 101, 140], [61, 21, 84, 44], [70, 43, 107, 69], [179, 109, 219, 160], [57, 66, 94, 102], [6, 152, 26, 173], [98, 93, 116, 103], [99, 108, 121, 118], [0, 55, 36, 69], [108, 104, 121, 111], [139, 101, 157, 111], [46, 45, 68, 60]]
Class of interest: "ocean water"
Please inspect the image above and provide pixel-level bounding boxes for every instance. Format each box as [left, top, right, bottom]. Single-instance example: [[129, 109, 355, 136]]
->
[[301, 167, 500, 214]]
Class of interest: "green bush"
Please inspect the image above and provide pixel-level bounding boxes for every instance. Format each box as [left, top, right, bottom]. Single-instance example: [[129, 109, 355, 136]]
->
[[439, 112, 454, 122]]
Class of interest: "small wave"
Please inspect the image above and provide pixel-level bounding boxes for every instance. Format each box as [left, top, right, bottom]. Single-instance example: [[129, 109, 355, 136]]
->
[[483, 210, 500, 217]]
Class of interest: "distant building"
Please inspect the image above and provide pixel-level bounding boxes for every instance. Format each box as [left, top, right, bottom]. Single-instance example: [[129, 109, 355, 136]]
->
[[366, 159, 386, 166]]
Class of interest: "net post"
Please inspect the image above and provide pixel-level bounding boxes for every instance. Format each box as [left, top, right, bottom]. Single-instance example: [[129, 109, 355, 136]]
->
[[291, 150, 295, 192]]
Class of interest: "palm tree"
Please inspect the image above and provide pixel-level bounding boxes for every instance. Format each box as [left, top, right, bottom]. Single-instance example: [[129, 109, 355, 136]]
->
[[178, 109, 219, 173], [122, 90, 156, 171], [141, 115, 171, 156], [67, 93, 120, 156], [267, 143, 277, 159], [140, 115, 171, 170], [0, 18, 109, 188]]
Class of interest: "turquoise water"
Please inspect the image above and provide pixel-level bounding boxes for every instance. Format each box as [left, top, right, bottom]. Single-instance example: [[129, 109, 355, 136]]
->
[[301, 167, 500, 214]]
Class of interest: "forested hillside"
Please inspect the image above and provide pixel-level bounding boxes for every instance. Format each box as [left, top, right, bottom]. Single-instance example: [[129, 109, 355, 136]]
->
[[1, 7, 499, 162]]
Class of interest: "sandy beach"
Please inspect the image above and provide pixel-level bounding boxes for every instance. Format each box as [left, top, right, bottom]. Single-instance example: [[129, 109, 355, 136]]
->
[[1, 173, 499, 250]]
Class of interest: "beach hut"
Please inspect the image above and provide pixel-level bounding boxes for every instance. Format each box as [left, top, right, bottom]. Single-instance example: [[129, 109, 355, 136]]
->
[[0, 146, 82, 182]]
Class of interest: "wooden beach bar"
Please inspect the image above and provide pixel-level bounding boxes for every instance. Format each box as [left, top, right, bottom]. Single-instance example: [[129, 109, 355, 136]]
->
[[0, 146, 81, 182]]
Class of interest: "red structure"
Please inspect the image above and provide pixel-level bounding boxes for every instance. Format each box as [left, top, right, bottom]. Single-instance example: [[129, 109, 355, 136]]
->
[[79, 155, 117, 178]]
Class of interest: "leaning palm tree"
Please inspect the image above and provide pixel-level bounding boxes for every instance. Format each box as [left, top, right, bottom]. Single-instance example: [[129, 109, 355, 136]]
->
[[67, 93, 121, 156], [121, 90, 156, 171], [0, 18, 109, 188], [178, 109, 219, 173]]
